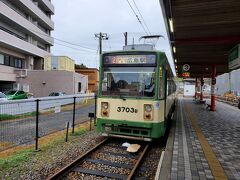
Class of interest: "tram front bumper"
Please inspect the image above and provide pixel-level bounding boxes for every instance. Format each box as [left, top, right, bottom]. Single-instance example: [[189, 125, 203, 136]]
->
[[96, 118, 166, 138]]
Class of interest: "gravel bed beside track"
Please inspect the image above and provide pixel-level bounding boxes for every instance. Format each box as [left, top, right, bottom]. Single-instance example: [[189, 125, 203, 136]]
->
[[1, 130, 104, 180], [91, 152, 136, 165], [80, 161, 131, 175], [135, 141, 164, 179], [66, 173, 115, 180]]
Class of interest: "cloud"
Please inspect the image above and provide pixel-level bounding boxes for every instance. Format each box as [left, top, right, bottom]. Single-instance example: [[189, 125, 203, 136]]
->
[[51, 0, 174, 72]]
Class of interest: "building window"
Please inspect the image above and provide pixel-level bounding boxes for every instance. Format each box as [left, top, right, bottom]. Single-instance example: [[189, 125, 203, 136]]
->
[[15, 59, 22, 68], [1, 53, 24, 68], [78, 82, 82, 92], [51, 56, 58, 70], [10, 57, 15, 67], [158, 67, 165, 99], [0, 54, 4, 64], [4, 55, 10, 66]]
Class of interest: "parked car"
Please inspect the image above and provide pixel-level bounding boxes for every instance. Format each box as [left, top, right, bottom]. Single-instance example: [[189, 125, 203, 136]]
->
[[5, 90, 28, 100], [49, 92, 66, 96], [0, 92, 7, 101]]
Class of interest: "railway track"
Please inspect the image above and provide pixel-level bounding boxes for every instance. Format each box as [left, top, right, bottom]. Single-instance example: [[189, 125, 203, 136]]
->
[[47, 138, 152, 180]]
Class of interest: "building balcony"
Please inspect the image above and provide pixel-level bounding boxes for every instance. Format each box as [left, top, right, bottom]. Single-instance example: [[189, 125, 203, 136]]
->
[[18, 0, 54, 30], [0, 29, 50, 58], [0, 1, 54, 45], [0, 65, 16, 82], [38, 0, 55, 15]]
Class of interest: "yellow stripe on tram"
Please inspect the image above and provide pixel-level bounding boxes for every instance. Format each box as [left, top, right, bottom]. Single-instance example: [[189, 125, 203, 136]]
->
[[184, 103, 228, 180]]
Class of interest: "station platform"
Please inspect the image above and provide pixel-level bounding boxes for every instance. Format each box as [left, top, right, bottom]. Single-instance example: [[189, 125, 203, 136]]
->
[[159, 97, 240, 180]]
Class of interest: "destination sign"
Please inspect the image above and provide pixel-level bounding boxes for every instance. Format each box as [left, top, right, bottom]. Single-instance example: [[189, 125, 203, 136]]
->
[[103, 55, 156, 65], [181, 72, 190, 78]]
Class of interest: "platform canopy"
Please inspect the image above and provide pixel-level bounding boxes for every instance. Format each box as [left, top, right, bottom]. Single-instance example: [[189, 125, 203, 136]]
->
[[160, 0, 240, 77]]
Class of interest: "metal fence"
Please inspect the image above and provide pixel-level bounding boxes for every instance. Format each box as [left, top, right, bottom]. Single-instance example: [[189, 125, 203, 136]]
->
[[0, 94, 96, 152]]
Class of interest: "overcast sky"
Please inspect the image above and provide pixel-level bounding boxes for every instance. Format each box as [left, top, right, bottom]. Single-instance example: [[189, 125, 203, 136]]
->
[[51, 0, 174, 71]]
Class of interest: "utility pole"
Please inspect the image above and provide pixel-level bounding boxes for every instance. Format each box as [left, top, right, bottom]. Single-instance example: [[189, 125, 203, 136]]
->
[[124, 32, 128, 46], [95, 32, 109, 55], [229, 71, 232, 93]]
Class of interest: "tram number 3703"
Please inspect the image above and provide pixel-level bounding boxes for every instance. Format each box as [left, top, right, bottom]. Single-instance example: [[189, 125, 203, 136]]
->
[[117, 107, 138, 113]]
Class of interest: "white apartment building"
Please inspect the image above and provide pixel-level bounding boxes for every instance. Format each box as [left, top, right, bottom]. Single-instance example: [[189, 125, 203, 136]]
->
[[0, 0, 54, 91]]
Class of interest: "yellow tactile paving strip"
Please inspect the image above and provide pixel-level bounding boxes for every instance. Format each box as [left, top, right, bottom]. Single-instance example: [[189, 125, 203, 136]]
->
[[184, 103, 228, 180]]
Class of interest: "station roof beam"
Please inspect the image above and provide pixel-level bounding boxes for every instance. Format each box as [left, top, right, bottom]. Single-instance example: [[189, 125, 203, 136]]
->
[[160, 0, 240, 77]]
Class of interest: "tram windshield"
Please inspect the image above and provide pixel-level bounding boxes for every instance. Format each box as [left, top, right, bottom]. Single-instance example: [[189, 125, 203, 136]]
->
[[101, 67, 156, 97]]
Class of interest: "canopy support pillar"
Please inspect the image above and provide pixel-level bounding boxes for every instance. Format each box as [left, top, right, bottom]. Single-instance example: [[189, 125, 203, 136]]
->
[[210, 65, 216, 111]]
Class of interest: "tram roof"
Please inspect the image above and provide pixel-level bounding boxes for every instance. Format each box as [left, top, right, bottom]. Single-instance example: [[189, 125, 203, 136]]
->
[[160, 0, 240, 77], [102, 50, 165, 55]]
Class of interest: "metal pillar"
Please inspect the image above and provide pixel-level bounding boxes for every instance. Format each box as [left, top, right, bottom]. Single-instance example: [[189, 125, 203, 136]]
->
[[200, 76, 204, 101], [210, 65, 216, 111], [35, 99, 40, 151], [195, 77, 198, 100], [229, 72, 232, 93]]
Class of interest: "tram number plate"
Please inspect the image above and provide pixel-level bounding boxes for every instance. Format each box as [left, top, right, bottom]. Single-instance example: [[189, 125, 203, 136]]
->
[[117, 107, 138, 113]]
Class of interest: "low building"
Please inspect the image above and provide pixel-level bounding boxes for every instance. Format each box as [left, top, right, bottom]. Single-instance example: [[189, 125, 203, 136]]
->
[[75, 68, 99, 92], [44, 56, 75, 72], [20, 70, 88, 97], [183, 79, 195, 96]]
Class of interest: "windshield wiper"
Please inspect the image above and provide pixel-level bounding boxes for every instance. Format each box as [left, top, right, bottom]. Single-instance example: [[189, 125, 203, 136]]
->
[[119, 94, 126, 101]]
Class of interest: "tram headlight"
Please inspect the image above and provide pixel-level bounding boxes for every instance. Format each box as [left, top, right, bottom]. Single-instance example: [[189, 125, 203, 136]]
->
[[144, 104, 153, 121], [101, 102, 109, 109], [101, 102, 109, 117], [144, 104, 152, 112]]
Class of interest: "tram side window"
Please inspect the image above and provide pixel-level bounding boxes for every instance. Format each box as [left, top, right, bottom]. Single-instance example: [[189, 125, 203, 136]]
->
[[168, 80, 176, 96], [167, 71, 173, 96], [158, 67, 164, 99]]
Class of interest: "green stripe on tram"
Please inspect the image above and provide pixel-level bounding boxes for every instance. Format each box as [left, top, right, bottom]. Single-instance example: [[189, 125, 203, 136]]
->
[[96, 118, 166, 138]]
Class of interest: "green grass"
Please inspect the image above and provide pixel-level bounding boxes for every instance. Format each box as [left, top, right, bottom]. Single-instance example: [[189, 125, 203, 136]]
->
[[0, 127, 87, 175], [0, 112, 36, 121], [70, 128, 87, 136], [0, 149, 33, 171]]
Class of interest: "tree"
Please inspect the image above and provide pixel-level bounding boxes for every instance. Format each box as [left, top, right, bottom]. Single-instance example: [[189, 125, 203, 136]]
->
[[75, 63, 87, 69]]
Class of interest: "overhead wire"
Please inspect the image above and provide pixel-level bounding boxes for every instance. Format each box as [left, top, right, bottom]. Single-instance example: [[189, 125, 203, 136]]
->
[[54, 38, 97, 51], [125, 0, 149, 35], [54, 42, 97, 54], [25, 27, 98, 52], [53, 49, 97, 55], [95, 46, 100, 68], [132, 0, 151, 35]]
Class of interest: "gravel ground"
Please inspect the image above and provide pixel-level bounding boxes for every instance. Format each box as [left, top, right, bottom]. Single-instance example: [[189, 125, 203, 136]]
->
[[80, 161, 131, 174], [91, 152, 136, 165], [66, 172, 115, 180], [1, 131, 164, 180], [1, 130, 104, 180], [135, 143, 164, 179], [64, 139, 155, 180]]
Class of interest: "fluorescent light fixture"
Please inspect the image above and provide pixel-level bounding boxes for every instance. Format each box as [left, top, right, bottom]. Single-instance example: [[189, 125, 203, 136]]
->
[[173, 46, 176, 53], [169, 18, 174, 33]]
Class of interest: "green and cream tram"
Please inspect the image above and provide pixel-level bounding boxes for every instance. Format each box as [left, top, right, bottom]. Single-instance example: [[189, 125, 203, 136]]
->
[[96, 50, 176, 141]]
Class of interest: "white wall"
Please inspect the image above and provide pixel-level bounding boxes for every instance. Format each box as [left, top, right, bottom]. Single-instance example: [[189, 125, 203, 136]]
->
[[184, 84, 195, 96]]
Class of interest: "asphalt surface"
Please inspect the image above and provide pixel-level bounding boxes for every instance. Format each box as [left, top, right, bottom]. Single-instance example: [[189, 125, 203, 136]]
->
[[0, 104, 95, 151]]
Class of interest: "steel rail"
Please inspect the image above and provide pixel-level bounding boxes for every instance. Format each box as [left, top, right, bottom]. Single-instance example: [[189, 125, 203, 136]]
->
[[47, 138, 150, 180], [127, 144, 149, 180], [47, 138, 108, 180]]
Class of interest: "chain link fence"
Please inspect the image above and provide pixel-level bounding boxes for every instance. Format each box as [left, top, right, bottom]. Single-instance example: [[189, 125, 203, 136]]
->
[[0, 94, 96, 152]]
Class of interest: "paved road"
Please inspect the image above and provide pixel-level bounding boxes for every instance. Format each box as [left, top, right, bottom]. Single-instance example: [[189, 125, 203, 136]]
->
[[0, 104, 95, 151]]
